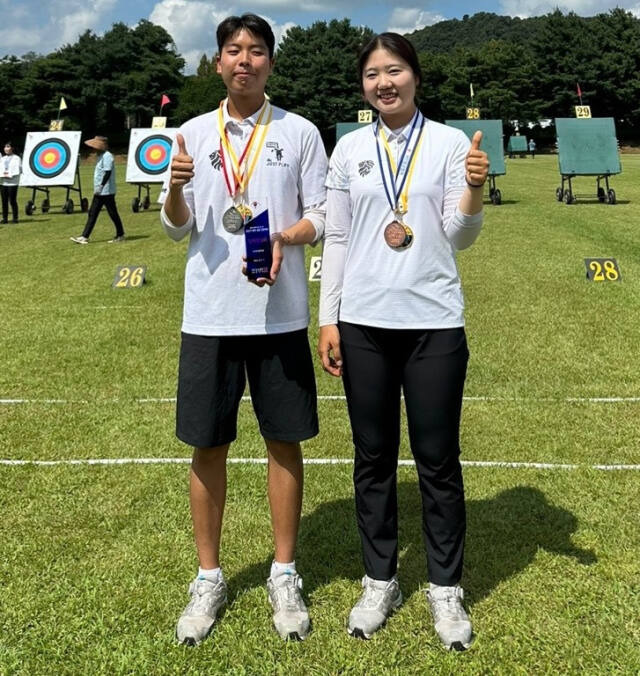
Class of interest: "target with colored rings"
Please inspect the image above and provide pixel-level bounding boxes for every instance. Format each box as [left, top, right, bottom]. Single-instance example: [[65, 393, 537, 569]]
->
[[29, 138, 71, 179], [134, 135, 172, 175]]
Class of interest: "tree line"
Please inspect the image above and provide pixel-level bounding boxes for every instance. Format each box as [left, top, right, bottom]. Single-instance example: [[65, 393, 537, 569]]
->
[[2, 10, 640, 151]]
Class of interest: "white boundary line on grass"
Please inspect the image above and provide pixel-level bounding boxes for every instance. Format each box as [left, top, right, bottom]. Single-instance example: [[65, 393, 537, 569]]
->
[[3, 395, 640, 405], [1, 457, 638, 471]]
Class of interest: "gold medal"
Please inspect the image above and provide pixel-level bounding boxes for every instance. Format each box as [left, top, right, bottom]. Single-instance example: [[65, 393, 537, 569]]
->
[[236, 204, 253, 223]]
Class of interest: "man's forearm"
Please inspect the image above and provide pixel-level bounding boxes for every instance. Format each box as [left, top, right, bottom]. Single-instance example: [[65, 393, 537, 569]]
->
[[164, 186, 191, 228]]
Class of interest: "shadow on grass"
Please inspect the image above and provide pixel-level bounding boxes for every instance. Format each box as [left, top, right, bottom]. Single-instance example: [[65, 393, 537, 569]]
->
[[228, 482, 596, 607]]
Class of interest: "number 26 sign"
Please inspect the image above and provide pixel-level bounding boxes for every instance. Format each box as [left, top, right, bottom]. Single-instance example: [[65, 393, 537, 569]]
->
[[113, 265, 147, 288]]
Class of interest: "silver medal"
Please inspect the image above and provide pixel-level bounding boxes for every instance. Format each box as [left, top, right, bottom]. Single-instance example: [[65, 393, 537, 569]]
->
[[222, 206, 244, 233]]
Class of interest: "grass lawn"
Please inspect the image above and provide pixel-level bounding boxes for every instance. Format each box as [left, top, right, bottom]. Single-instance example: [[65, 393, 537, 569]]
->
[[0, 153, 639, 674]]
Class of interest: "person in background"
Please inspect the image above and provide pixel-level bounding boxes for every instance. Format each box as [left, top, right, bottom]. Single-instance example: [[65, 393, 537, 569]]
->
[[70, 135, 125, 244], [528, 138, 536, 158], [1, 142, 21, 224], [318, 32, 488, 651]]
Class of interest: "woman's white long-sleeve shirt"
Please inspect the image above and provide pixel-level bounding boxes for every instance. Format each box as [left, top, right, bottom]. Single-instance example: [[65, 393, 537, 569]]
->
[[319, 116, 483, 329]]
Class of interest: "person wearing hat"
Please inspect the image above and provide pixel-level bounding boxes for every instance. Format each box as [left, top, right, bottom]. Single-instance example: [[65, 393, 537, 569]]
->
[[1, 141, 21, 224], [70, 135, 125, 244]]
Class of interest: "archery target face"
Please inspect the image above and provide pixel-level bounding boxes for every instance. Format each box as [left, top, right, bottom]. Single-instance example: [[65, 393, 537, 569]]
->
[[126, 128, 177, 183], [19, 131, 81, 187], [30, 139, 71, 178]]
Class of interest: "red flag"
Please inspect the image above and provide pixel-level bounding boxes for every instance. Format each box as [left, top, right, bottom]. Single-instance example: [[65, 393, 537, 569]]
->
[[576, 83, 582, 98], [160, 94, 171, 108]]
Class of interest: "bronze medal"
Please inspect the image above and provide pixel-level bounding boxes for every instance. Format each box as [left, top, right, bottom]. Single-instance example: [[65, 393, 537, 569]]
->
[[222, 206, 244, 233], [384, 221, 412, 249]]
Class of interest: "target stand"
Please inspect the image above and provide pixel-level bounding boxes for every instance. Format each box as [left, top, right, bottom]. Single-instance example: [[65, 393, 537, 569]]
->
[[554, 118, 621, 205], [445, 120, 506, 205], [19, 132, 87, 215], [125, 129, 176, 212]]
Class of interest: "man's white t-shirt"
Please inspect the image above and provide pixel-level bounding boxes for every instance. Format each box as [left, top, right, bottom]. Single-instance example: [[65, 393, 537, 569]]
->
[[160, 102, 327, 336]]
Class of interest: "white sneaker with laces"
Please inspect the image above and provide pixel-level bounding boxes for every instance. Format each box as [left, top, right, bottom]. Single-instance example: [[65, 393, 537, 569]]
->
[[70, 235, 88, 244], [266, 572, 310, 641], [427, 583, 473, 651], [348, 575, 402, 639], [176, 576, 227, 646]]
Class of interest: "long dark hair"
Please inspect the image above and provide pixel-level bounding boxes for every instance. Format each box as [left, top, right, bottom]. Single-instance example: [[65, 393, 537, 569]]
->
[[358, 32, 423, 93]]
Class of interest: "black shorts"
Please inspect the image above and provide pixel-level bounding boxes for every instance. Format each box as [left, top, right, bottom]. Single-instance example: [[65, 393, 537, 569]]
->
[[176, 329, 318, 448]]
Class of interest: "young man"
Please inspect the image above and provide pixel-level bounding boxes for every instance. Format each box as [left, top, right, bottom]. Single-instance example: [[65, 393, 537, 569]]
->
[[160, 14, 327, 645], [71, 136, 125, 244]]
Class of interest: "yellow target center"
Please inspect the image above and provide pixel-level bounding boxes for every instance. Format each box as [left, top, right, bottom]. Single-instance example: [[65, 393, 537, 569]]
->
[[44, 151, 56, 165], [150, 148, 162, 161]]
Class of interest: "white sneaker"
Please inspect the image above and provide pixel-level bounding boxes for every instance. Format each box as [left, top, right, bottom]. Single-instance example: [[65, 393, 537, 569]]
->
[[176, 576, 227, 646], [266, 572, 310, 640], [427, 584, 473, 651], [348, 575, 402, 639], [108, 235, 125, 243], [70, 235, 89, 244]]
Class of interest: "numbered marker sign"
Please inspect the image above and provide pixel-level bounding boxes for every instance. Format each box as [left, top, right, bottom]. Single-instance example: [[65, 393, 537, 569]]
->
[[575, 106, 592, 119], [466, 108, 481, 120], [584, 258, 621, 282], [309, 256, 322, 282], [113, 265, 147, 288], [358, 110, 372, 123]]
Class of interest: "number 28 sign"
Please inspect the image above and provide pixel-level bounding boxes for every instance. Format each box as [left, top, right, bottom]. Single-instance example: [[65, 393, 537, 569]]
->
[[584, 258, 621, 282]]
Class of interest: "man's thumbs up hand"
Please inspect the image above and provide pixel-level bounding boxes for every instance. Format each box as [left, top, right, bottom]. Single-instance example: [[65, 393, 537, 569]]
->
[[170, 132, 194, 188]]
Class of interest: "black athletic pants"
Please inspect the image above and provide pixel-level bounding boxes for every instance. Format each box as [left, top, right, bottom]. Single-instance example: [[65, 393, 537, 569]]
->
[[1, 185, 18, 222], [82, 194, 124, 239], [340, 321, 468, 586]]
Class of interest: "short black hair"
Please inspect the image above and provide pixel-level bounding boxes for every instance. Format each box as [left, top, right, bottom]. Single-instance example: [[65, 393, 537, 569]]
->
[[217, 14, 275, 59], [358, 32, 423, 92]]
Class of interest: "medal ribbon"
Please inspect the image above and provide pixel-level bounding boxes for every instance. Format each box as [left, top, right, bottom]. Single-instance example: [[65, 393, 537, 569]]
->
[[375, 111, 425, 216], [218, 99, 272, 199]]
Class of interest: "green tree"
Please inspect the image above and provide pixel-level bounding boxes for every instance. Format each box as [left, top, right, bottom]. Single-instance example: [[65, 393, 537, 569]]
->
[[268, 19, 374, 145], [174, 73, 227, 125]]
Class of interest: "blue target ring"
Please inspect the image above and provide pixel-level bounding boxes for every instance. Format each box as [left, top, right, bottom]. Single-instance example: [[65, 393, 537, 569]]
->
[[29, 138, 71, 179], [135, 135, 172, 175]]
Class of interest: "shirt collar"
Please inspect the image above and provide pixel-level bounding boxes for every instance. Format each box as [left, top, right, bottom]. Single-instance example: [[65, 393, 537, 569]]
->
[[379, 109, 420, 143], [222, 97, 267, 131]]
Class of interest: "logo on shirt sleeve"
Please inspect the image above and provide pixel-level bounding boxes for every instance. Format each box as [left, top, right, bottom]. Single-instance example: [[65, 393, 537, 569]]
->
[[358, 160, 374, 177]]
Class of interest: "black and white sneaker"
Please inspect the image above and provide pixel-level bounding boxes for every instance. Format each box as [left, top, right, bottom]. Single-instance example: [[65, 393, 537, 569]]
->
[[347, 575, 402, 639], [176, 576, 227, 646], [427, 583, 473, 651], [266, 572, 310, 641]]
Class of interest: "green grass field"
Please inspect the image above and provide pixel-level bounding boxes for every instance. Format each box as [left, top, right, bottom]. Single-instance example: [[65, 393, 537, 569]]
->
[[1, 154, 639, 675]]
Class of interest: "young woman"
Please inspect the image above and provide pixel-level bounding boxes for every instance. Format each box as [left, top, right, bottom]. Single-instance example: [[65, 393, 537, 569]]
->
[[1, 142, 21, 224], [318, 33, 488, 650]]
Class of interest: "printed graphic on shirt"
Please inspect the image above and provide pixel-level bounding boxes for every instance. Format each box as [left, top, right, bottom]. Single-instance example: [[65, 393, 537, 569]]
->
[[358, 160, 374, 177], [266, 142, 289, 168], [209, 150, 222, 171]]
